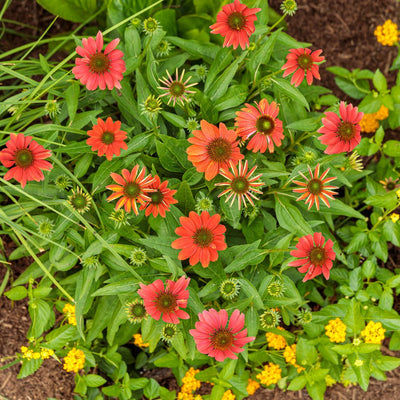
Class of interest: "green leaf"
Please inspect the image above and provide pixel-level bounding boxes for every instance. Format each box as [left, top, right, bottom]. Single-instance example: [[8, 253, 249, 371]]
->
[[288, 375, 307, 390], [343, 298, 364, 335], [139, 236, 179, 259], [5, 286, 27, 300], [219, 196, 241, 229], [286, 118, 319, 131], [225, 241, 265, 273], [364, 192, 398, 209], [36, 0, 96, 22], [28, 299, 54, 338], [296, 338, 318, 365], [175, 181, 195, 215], [238, 278, 264, 309], [46, 324, 79, 349], [382, 140, 400, 157], [272, 77, 309, 110], [17, 358, 43, 379], [86, 374, 107, 387], [373, 69, 387, 92], [379, 288, 394, 311], [74, 153, 93, 179], [65, 82, 80, 123], [156, 140, 184, 173]]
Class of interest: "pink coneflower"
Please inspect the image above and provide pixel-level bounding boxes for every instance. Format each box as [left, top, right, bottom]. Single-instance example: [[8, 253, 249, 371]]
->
[[106, 165, 155, 214], [282, 48, 324, 87], [0, 133, 52, 188], [189, 308, 255, 362], [187, 120, 244, 181], [288, 232, 336, 281], [137, 276, 190, 324], [139, 175, 178, 218], [215, 160, 263, 209], [171, 211, 227, 268], [235, 99, 284, 153], [318, 102, 363, 154], [210, 0, 261, 50], [86, 117, 128, 160], [72, 31, 126, 91], [293, 164, 338, 211], [158, 69, 197, 106]]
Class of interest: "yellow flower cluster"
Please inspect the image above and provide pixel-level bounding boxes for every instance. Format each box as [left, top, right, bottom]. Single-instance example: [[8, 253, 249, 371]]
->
[[62, 303, 77, 326], [221, 390, 235, 400], [283, 344, 305, 373], [325, 374, 337, 387], [133, 333, 149, 348], [359, 106, 389, 133], [374, 20, 399, 46], [390, 213, 400, 223], [21, 346, 54, 361], [266, 327, 287, 350], [375, 105, 389, 121], [177, 393, 203, 400], [325, 318, 347, 343], [361, 321, 386, 344], [63, 348, 85, 373], [246, 379, 260, 395], [180, 367, 201, 394], [256, 362, 282, 386]]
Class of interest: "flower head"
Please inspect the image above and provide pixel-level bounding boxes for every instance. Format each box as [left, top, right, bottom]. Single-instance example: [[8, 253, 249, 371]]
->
[[256, 363, 282, 386], [141, 94, 162, 120], [106, 165, 155, 214], [296, 308, 313, 325], [289, 232, 336, 281], [216, 160, 263, 210], [267, 279, 285, 297], [374, 20, 399, 46], [318, 102, 363, 154], [235, 99, 284, 153], [161, 324, 178, 342], [247, 379, 260, 395], [187, 120, 244, 181], [375, 105, 389, 120], [62, 303, 77, 326], [44, 100, 60, 118], [221, 390, 235, 400], [345, 151, 363, 172], [137, 275, 190, 324], [293, 164, 338, 210], [191, 64, 208, 82], [359, 113, 379, 133], [125, 299, 148, 323], [189, 308, 255, 362], [86, 117, 128, 160], [379, 177, 399, 192], [37, 219, 54, 238], [129, 247, 147, 266], [390, 213, 400, 223], [109, 209, 129, 228], [158, 69, 197, 106], [171, 211, 227, 268], [156, 40, 173, 58], [63, 348, 85, 373], [139, 175, 178, 218], [143, 17, 161, 36], [72, 31, 126, 91], [266, 327, 287, 350], [210, 0, 261, 50], [220, 278, 241, 299], [54, 175, 72, 190], [180, 367, 201, 394], [0, 133, 52, 188], [67, 187, 92, 214], [325, 318, 347, 343], [186, 118, 200, 132], [282, 48, 324, 87], [195, 192, 214, 214], [280, 0, 298, 16], [361, 321, 386, 344], [260, 309, 281, 329], [133, 333, 149, 348], [284, 344, 304, 372]]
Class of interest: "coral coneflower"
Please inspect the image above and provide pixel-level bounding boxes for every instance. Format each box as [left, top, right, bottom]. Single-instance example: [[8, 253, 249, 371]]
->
[[137, 275, 190, 324], [209, 0, 261, 50], [293, 164, 338, 210], [288, 232, 336, 281], [235, 99, 284, 153], [215, 160, 263, 209], [86, 117, 128, 160], [106, 165, 155, 214], [0, 133, 52, 188], [318, 102, 363, 154], [189, 308, 255, 362], [282, 48, 324, 87], [158, 68, 197, 106], [379, 177, 400, 192], [72, 31, 126, 91], [171, 211, 227, 268], [139, 175, 178, 218], [187, 120, 244, 181]]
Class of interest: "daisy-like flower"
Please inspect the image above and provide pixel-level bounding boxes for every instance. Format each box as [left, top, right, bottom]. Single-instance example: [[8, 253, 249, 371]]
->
[[72, 31, 126, 91], [379, 177, 400, 192], [171, 211, 227, 268], [209, 0, 261, 50], [139, 175, 178, 218], [235, 99, 284, 153], [189, 308, 255, 362], [288, 232, 336, 281], [318, 102, 363, 154], [86, 117, 128, 161], [216, 160, 263, 209], [137, 275, 190, 324], [0, 133, 52, 188], [158, 68, 198, 106], [106, 165, 155, 214], [293, 164, 338, 210], [187, 120, 244, 181], [282, 48, 324, 87]]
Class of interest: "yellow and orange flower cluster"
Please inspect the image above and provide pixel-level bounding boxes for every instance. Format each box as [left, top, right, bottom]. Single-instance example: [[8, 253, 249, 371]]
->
[[62, 303, 77, 326], [63, 348, 85, 373], [325, 318, 347, 343], [221, 390, 236, 400], [177, 367, 202, 400], [361, 321, 386, 344], [133, 333, 149, 348], [256, 362, 282, 386], [283, 344, 305, 373], [374, 20, 399, 46], [246, 379, 260, 395], [266, 327, 287, 350], [21, 346, 54, 361], [359, 105, 389, 133]]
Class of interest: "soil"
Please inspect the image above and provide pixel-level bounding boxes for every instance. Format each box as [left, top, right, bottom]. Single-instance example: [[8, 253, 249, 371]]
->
[[1, 0, 400, 399]]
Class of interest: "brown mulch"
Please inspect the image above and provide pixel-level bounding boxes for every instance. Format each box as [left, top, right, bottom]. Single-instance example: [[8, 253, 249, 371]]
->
[[1, 0, 400, 399]]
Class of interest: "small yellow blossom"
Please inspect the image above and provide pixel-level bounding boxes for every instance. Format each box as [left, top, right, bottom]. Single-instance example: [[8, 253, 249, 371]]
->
[[325, 318, 347, 343], [20, 346, 28, 353], [374, 20, 399, 46], [133, 333, 149, 348], [375, 105, 389, 121], [62, 303, 77, 326], [40, 348, 54, 360], [221, 390, 235, 400], [63, 348, 85, 373], [181, 367, 201, 394], [361, 321, 386, 344], [359, 113, 379, 133], [354, 359, 364, 367], [390, 213, 400, 223], [256, 363, 282, 386], [283, 344, 305, 373], [325, 374, 336, 387], [32, 352, 41, 360], [266, 327, 287, 350], [246, 379, 260, 395]]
